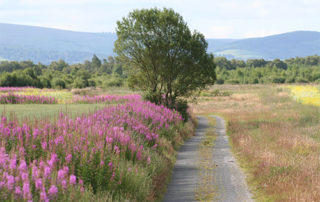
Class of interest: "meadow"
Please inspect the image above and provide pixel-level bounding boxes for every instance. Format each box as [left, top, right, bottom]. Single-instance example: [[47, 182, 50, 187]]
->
[[192, 84, 320, 201], [3, 84, 320, 201], [0, 87, 194, 201]]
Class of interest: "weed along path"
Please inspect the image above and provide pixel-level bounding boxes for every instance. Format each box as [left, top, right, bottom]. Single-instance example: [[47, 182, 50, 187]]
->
[[163, 115, 253, 202]]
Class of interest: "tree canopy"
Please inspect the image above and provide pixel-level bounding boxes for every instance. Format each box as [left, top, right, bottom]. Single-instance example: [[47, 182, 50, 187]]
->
[[114, 8, 216, 108]]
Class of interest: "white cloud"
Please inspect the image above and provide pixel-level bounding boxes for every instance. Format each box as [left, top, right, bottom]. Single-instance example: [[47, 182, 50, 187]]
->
[[0, 0, 320, 38], [205, 26, 235, 38]]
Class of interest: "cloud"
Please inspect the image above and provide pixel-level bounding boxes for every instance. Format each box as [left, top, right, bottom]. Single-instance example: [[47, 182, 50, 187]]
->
[[205, 26, 235, 38], [0, 0, 319, 38]]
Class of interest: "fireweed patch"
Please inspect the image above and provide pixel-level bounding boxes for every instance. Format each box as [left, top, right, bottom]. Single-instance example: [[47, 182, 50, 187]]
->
[[0, 87, 141, 104], [0, 100, 185, 201]]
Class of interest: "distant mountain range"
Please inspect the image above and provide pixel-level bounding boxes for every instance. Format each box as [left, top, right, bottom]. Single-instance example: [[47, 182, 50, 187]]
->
[[0, 23, 319, 64]]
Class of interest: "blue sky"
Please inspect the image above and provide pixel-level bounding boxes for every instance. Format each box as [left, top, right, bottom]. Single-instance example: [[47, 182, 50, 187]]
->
[[0, 0, 319, 38]]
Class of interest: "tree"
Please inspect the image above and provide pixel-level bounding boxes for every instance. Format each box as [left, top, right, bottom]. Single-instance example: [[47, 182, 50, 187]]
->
[[114, 8, 216, 108], [52, 78, 66, 89], [247, 59, 268, 68], [91, 54, 102, 69], [215, 57, 234, 70], [270, 59, 287, 70], [49, 60, 68, 71]]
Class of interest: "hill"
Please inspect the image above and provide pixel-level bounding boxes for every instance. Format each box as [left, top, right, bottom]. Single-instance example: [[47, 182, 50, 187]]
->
[[0, 23, 116, 64], [0, 23, 319, 63], [208, 31, 320, 60]]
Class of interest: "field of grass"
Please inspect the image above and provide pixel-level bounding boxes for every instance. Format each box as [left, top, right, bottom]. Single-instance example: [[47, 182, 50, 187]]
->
[[192, 84, 320, 201], [0, 104, 108, 121]]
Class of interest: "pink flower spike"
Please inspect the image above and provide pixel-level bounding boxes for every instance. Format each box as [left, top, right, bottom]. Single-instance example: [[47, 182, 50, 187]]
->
[[48, 185, 58, 197], [57, 169, 65, 181], [61, 180, 67, 189], [9, 157, 17, 170], [15, 186, 22, 196], [21, 172, 29, 181], [40, 190, 48, 201], [6, 175, 14, 190], [44, 166, 51, 179], [69, 174, 76, 185], [65, 154, 72, 163], [35, 178, 42, 190], [22, 182, 31, 199], [19, 160, 27, 172]]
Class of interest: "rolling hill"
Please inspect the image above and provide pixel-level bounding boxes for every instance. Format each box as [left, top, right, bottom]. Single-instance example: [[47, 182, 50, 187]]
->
[[0, 23, 116, 64], [0, 23, 319, 63], [208, 31, 320, 60]]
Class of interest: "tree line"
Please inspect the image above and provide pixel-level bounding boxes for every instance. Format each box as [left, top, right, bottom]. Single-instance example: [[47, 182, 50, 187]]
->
[[0, 55, 126, 89], [1, 54, 320, 89], [215, 55, 320, 84]]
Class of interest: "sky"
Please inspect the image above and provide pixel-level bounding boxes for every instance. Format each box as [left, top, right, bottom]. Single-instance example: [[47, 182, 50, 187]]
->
[[0, 0, 319, 39]]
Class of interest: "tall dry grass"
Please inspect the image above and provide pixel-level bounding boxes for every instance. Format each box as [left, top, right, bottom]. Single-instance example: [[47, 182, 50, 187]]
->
[[192, 85, 320, 201]]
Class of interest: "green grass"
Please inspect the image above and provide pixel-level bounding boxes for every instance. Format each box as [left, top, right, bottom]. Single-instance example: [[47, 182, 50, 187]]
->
[[0, 104, 108, 122]]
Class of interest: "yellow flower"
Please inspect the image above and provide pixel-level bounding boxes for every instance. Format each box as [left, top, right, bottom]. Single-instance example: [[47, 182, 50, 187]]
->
[[287, 85, 320, 106]]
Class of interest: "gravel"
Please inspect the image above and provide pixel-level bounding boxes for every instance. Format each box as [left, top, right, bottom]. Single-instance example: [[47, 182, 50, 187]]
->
[[163, 115, 253, 202]]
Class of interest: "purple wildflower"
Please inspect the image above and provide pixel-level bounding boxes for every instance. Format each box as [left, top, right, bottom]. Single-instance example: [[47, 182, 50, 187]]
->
[[69, 174, 76, 185], [48, 185, 58, 197]]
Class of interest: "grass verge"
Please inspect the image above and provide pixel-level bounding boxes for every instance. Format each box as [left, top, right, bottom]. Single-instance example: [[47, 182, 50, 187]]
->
[[195, 115, 217, 201]]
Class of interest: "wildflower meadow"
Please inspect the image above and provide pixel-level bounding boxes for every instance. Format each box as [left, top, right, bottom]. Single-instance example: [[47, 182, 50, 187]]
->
[[0, 87, 192, 201]]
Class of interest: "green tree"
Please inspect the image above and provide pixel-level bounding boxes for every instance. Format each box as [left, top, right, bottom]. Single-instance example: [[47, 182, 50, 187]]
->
[[114, 8, 216, 108], [52, 78, 66, 89], [270, 59, 287, 70], [215, 57, 234, 70], [91, 54, 102, 69], [49, 60, 68, 71]]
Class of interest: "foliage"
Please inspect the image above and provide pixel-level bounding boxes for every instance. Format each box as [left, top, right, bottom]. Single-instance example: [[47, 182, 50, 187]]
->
[[114, 8, 216, 109], [215, 55, 320, 84], [0, 55, 127, 89]]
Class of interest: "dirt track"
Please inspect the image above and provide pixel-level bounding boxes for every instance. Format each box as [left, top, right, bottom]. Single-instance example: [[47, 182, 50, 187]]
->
[[163, 115, 253, 202]]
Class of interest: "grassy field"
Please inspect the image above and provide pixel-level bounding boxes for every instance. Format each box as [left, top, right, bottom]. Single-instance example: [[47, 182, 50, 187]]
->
[[192, 84, 320, 201], [0, 87, 137, 121], [0, 104, 108, 122]]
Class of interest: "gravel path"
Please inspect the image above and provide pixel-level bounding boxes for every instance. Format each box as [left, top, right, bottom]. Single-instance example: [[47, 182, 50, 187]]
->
[[163, 115, 253, 202], [163, 116, 208, 202], [211, 115, 253, 202]]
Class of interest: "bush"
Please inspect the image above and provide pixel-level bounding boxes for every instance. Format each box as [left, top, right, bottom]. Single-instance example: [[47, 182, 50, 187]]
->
[[143, 92, 190, 121], [215, 78, 224, 84], [296, 77, 309, 83], [73, 78, 87, 88], [225, 79, 240, 84], [271, 77, 286, 83], [104, 76, 123, 87], [52, 78, 66, 89], [142, 91, 162, 105], [174, 99, 189, 122]]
